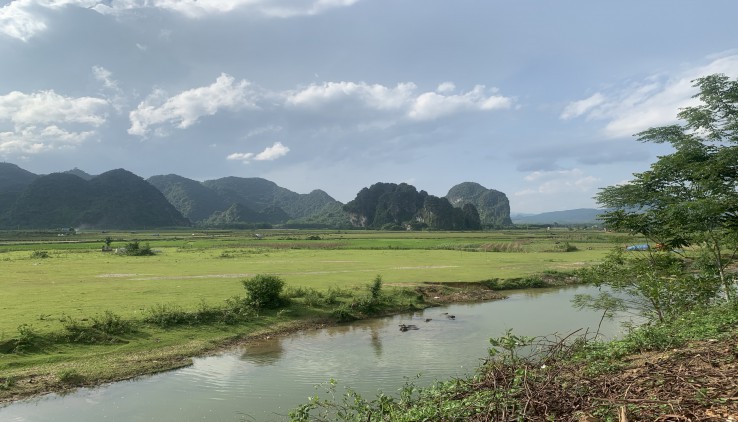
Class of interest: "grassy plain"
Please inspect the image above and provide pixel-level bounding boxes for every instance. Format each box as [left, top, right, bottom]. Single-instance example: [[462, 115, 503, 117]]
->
[[0, 228, 633, 402]]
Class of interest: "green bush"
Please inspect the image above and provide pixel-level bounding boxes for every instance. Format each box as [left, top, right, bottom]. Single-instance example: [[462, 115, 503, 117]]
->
[[124, 241, 155, 256], [57, 369, 85, 385], [144, 303, 189, 327], [242, 274, 286, 309], [30, 250, 50, 259]]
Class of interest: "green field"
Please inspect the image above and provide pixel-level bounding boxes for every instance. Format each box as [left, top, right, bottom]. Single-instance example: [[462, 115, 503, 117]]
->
[[0, 228, 627, 334], [0, 228, 634, 401]]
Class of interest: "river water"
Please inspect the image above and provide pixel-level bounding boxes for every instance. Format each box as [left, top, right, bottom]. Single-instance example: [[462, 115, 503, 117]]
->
[[0, 285, 629, 422]]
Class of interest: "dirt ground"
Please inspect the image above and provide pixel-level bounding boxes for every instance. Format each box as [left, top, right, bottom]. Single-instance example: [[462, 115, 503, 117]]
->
[[469, 333, 738, 421]]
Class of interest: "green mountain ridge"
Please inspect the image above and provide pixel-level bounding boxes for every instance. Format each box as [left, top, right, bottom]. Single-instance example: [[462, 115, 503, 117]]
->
[[0, 163, 514, 230], [0, 168, 189, 229]]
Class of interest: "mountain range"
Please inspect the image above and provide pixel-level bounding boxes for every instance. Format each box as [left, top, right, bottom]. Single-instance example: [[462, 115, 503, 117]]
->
[[0, 162, 522, 230]]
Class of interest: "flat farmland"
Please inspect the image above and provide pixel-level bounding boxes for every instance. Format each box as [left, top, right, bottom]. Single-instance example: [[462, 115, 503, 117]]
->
[[0, 229, 627, 335]]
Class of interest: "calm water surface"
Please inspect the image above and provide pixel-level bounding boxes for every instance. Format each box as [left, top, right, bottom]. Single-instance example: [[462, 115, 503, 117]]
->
[[1, 285, 629, 421]]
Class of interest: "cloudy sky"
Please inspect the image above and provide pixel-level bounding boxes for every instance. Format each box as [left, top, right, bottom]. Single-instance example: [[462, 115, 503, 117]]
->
[[2, 0, 738, 213]]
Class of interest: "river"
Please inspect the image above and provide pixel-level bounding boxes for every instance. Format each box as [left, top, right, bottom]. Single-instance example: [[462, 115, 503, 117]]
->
[[0, 285, 629, 421]]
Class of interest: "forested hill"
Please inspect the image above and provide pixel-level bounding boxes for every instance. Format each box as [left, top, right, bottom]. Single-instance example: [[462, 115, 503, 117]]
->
[[148, 174, 344, 227], [0, 163, 513, 230], [446, 182, 513, 227], [0, 168, 189, 229], [342, 182, 485, 230]]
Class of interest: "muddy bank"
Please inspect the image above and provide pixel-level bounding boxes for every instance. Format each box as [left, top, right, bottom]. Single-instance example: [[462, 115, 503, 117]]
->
[[0, 282, 507, 405]]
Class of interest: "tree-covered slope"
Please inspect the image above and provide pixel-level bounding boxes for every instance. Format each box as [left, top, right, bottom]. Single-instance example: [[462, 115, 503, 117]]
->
[[0, 163, 39, 219], [3, 169, 190, 229], [446, 182, 513, 227], [147, 174, 228, 222], [344, 182, 481, 230]]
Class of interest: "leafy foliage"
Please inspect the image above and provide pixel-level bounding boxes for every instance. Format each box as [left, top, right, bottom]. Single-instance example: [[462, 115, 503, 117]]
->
[[597, 73, 738, 301], [575, 249, 721, 323], [2, 169, 190, 229], [242, 274, 286, 309], [343, 182, 484, 230], [446, 181, 513, 227]]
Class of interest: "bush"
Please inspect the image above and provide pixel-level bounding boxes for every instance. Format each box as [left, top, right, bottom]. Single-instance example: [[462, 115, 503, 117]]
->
[[144, 303, 189, 327], [57, 369, 85, 385], [242, 274, 286, 309], [30, 250, 50, 259], [124, 241, 155, 256]]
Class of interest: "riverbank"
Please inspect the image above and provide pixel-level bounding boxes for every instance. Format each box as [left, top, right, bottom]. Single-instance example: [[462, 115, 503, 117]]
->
[[0, 279, 515, 405], [290, 300, 738, 421]]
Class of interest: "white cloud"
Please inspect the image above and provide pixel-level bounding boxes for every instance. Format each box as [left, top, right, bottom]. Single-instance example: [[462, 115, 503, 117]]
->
[[254, 141, 289, 160], [0, 89, 108, 126], [517, 168, 600, 196], [436, 82, 455, 93], [1, 125, 94, 154], [1, 0, 361, 41], [286, 81, 416, 110], [560, 93, 605, 120], [561, 54, 738, 138], [0, 88, 107, 154], [93, 0, 360, 18], [0, 0, 99, 41], [128, 73, 256, 137], [227, 141, 289, 163], [408, 85, 512, 121], [286, 81, 512, 122]]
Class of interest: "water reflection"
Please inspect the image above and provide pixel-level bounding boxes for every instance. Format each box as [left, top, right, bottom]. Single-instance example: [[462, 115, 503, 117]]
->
[[0, 285, 631, 422], [240, 338, 285, 366], [370, 326, 383, 358]]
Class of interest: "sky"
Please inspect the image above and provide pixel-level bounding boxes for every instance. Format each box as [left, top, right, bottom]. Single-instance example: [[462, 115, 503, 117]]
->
[[2, 1, 738, 214]]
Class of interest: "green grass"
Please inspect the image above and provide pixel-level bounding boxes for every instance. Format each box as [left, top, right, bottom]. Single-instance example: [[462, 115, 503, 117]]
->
[[0, 228, 634, 402], [0, 229, 622, 335]]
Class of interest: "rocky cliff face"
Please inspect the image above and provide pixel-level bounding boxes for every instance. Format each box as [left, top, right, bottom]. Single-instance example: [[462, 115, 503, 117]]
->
[[446, 182, 512, 227]]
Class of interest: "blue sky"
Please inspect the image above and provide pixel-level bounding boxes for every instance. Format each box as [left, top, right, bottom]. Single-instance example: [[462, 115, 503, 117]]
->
[[2, 0, 738, 213]]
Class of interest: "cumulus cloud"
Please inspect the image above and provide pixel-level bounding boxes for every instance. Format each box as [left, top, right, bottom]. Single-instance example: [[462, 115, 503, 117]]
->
[[0, 0, 100, 41], [286, 81, 512, 122], [0, 89, 108, 126], [408, 85, 512, 121], [227, 141, 290, 163], [516, 168, 600, 197], [560, 93, 605, 120], [561, 54, 738, 138], [93, 0, 361, 18], [128, 73, 257, 137], [0, 0, 361, 40], [0, 88, 108, 153]]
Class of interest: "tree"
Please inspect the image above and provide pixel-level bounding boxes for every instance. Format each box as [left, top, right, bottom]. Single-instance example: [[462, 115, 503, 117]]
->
[[597, 74, 738, 302], [242, 274, 286, 309]]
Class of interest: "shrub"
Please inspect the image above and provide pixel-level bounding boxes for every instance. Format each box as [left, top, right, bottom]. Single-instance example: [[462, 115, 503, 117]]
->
[[144, 303, 189, 327], [30, 250, 50, 259], [57, 369, 85, 385], [12, 324, 43, 353], [369, 275, 383, 301], [242, 274, 286, 309], [124, 241, 155, 256], [331, 305, 357, 322], [91, 310, 133, 335]]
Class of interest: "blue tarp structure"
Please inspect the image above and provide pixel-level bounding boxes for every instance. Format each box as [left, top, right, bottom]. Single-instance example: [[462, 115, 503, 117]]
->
[[626, 244, 649, 251]]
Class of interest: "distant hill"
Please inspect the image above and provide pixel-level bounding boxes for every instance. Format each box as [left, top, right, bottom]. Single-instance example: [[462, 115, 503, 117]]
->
[[148, 175, 344, 227], [446, 182, 512, 227], [1, 168, 189, 229], [63, 168, 94, 181], [343, 182, 482, 230], [0, 163, 39, 218], [511, 208, 604, 225], [147, 174, 229, 222]]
